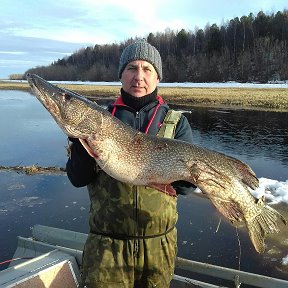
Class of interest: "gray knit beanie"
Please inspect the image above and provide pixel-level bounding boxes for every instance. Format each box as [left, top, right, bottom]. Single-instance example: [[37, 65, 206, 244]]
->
[[118, 40, 162, 80]]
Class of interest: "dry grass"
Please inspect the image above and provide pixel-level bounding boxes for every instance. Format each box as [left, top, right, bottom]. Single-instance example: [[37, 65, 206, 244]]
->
[[1, 81, 287, 112], [159, 87, 288, 112], [0, 81, 31, 91]]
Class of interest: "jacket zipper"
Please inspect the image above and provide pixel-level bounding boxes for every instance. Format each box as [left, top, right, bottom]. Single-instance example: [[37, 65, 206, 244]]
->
[[135, 111, 140, 130]]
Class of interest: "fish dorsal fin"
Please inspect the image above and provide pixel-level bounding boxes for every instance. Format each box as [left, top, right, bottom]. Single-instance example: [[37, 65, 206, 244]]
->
[[225, 155, 259, 190]]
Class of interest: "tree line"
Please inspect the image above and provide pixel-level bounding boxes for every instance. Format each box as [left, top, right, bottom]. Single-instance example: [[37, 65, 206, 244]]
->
[[23, 10, 288, 83]]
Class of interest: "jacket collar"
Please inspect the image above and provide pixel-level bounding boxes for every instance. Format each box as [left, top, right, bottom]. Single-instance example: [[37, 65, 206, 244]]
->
[[113, 94, 165, 107]]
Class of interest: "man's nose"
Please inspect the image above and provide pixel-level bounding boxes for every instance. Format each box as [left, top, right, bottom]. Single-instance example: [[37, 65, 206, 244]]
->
[[134, 69, 144, 81]]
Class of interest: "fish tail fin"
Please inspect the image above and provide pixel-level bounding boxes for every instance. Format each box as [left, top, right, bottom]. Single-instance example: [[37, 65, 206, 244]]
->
[[246, 197, 287, 253]]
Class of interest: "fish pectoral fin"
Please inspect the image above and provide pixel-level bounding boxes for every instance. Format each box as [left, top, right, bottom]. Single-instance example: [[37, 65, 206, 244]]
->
[[147, 183, 177, 197], [79, 138, 99, 159], [209, 196, 244, 223]]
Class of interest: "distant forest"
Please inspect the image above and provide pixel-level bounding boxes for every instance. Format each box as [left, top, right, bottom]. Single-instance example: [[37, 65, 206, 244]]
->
[[22, 10, 288, 83]]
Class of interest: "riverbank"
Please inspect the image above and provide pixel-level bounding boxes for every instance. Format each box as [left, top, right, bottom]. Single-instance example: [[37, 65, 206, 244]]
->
[[1, 81, 288, 112]]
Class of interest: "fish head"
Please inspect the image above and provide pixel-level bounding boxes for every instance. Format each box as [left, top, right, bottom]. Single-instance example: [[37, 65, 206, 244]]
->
[[26, 73, 98, 138]]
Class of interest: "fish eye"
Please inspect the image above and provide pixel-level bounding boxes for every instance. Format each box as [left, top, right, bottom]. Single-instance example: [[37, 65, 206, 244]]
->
[[61, 93, 71, 101]]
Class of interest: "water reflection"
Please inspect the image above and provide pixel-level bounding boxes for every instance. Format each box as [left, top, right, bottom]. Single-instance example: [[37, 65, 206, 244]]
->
[[0, 90, 67, 167], [0, 171, 89, 269], [0, 91, 287, 281], [182, 107, 288, 181]]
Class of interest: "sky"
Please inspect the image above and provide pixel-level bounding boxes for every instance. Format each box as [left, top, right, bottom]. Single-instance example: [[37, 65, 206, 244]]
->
[[0, 0, 287, 79]]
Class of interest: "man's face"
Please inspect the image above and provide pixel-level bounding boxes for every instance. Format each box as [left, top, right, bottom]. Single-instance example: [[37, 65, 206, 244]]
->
[[120, 60, 159, 97]]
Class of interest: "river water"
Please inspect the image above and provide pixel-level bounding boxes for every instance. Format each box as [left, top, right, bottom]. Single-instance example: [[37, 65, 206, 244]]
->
[[0, 90, 287, 285]]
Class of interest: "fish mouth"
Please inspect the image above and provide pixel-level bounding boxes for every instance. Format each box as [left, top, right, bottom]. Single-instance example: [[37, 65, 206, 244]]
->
[[26, 73, 61, 116], [26, 73, 45, 92]]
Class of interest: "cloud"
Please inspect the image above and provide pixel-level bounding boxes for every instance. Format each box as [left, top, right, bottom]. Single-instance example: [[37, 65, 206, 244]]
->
[[0, 31, 89, 77]]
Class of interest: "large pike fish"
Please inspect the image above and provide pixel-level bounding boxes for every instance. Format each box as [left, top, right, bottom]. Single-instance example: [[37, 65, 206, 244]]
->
[[26, 73, 286, 253]]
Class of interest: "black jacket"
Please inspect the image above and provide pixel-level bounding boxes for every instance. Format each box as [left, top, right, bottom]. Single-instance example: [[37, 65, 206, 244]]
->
[[66, 95, 196, 195]]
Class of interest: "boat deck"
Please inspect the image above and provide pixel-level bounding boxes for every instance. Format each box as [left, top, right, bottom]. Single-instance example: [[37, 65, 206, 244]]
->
[[0, 225, 287, 288]]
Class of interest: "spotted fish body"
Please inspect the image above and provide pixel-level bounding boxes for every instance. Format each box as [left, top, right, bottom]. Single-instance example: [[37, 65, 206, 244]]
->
[[26, 73, 286, 253]]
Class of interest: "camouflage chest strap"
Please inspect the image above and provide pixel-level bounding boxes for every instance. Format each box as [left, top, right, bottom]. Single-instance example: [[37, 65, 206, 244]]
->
[[90, 225, 175, 240], [157, 109, 182, 139]]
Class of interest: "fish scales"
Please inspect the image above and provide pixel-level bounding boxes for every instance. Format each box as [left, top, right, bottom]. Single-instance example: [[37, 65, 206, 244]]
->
[[26, 73, 286, 253]]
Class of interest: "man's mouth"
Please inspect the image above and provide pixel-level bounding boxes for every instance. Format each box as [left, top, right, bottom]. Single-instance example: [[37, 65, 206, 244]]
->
[[132, 86, 146, 90]]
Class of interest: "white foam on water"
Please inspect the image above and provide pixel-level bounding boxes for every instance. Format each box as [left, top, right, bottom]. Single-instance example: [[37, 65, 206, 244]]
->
[[251, 177, 288, 205], [282, 255, 288, 265], [193, 177, 288, 205], [252, 177, 288, 266]]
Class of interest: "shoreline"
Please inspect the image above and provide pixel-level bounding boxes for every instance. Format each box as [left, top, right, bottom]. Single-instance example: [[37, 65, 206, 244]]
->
[[0, 81, 288, 112]]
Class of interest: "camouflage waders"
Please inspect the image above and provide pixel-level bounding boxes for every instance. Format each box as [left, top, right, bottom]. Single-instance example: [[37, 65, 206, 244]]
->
[[80, 111, 181, 288]]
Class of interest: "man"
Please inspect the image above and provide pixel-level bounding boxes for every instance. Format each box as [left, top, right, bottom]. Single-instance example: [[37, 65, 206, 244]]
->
[[66, 40, 195, 288]]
